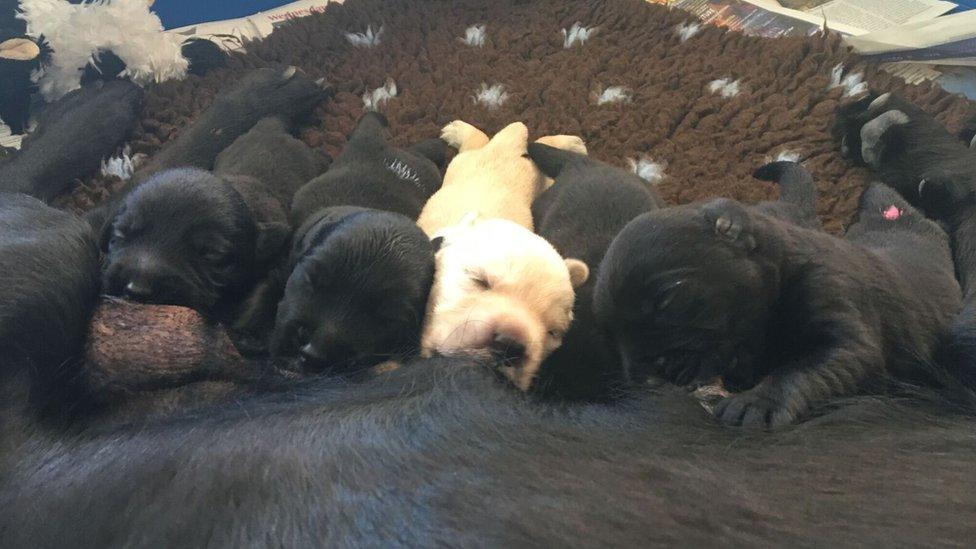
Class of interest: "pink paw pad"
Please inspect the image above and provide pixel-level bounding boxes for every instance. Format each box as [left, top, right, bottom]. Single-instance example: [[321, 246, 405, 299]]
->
[[882, 205, 902, 220]]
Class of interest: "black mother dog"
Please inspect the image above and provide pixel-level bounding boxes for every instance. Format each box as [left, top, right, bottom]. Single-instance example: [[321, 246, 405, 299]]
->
[[595, 161, 960, 428], [528, 143, 661, 400]]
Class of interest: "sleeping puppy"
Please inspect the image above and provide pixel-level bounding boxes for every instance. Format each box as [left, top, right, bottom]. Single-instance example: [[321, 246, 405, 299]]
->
[[255, 207, 435, 370], [100, 168, 290, 317], [416, 120, 586, 236], [528, 143, 662, 400], [290, 112, 446, 225], [421, 215, 589, 391], [595, 162, 960, 428]]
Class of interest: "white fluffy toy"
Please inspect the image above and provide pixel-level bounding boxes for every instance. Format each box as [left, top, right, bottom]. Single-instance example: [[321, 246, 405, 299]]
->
[[18, 0, 188, 101]]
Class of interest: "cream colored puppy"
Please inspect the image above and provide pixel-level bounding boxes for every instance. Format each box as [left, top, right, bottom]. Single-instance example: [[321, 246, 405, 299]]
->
[[421, 216, 589, 391], [416, 120, 586, 236]]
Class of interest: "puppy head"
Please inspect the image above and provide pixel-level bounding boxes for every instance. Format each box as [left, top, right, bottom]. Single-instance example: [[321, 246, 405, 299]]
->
[[594, 200, 778, 387], [423, 217, 588, 391], [271, 209, 435, 370], [101, 168, 273, 313]]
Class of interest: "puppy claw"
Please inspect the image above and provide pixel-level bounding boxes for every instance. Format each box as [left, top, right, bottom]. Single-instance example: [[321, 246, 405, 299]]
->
[[713, 387, 796, 429], [867, 92, 891, 113], [282, 65, 298, 80]]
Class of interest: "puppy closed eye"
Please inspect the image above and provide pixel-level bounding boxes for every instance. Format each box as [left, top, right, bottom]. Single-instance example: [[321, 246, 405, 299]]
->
[[195, 244, 229, 264], [467, 270, 492, 290]]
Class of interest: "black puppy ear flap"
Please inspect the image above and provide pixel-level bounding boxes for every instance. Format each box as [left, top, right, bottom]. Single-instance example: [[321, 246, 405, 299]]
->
[[704, 201, 756, 251], [255, 222, 293, 264], [92, 201, 125, 253], [431, 236, 445, 253]]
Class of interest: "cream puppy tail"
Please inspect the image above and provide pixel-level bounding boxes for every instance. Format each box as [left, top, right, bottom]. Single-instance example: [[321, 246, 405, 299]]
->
[[441, 120, 490, 152]]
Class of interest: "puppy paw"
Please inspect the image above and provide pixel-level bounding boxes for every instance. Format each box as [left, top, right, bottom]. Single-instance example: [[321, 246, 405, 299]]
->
[[441, 120, 487, 150], [860, 110, 910, 168], [712, 385, 798, 429], [535, 135, 587, 155], [210, 67, 328, 126]]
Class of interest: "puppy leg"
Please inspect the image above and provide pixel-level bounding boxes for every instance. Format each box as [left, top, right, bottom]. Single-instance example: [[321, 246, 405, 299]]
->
[[714, 325, 880, 428], [441, 120, 489, 152], [534, 135, 587, 155]]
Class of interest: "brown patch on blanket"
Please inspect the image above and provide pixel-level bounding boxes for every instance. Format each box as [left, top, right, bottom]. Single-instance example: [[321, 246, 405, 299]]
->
[[58, 0, 975, 234]]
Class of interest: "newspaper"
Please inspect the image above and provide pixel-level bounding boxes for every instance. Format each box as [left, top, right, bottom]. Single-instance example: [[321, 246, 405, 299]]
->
[[166, 0, 341, 50], [846, 10, 976, 64], [649, 0, 835, 37], [785, 0, 956, 32]]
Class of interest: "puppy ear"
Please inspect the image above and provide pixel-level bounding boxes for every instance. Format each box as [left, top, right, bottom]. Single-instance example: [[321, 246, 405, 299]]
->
[[703, 200, 756, 251], [255, 222, 293, 264], [431, 236, 445, 253], [92, 202, 124, 253], [565, 259, 590, 289]]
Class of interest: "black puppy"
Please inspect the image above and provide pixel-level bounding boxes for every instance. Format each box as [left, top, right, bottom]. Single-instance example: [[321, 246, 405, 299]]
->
[[237, 207, 435, 370], [836, 94, 976, 389], [290, 112, 446, 225], [99, 168, 289, 315], [0, 80, 144, 200], [527, 143, 661, 400], [214, 116, 331, 206], [595, 162, 960, 427]]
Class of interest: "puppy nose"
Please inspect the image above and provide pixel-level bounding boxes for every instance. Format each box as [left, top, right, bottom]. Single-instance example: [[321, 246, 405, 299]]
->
[[490, 333, 526, 365], [123, 279, 154, 301]]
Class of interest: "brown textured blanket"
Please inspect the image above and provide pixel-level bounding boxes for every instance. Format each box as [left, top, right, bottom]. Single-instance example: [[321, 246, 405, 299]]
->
[[60, 0, 975, 235]]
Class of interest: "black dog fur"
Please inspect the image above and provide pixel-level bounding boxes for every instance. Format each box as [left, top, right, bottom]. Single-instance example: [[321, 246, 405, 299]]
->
[[528, 143, 662, 400], [0, 80, 144, 200], [290, 111, 446, 225], [3, 356, 976, 547], [594, 161, 960, 427]]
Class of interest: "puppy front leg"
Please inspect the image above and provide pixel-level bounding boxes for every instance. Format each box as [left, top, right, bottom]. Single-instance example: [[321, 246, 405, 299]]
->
[[441, 120, 490, 152], [714, 328, 880, 428]]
